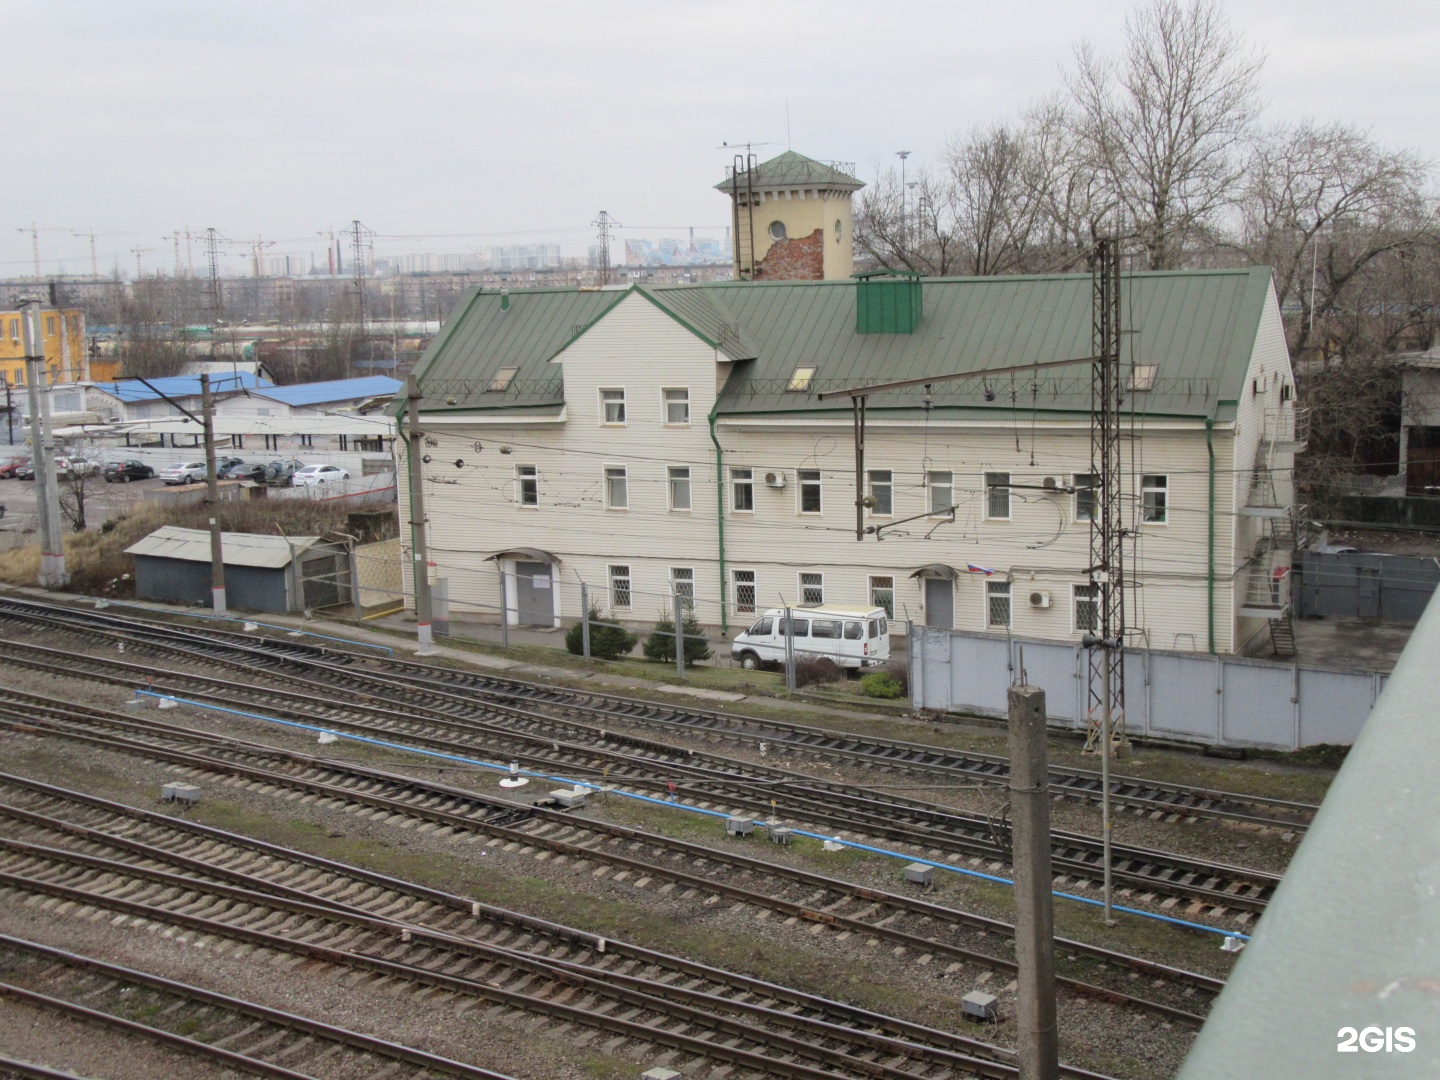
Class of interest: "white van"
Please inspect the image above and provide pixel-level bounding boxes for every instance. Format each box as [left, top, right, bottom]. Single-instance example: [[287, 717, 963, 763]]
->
[[731, 606, 890, 671]]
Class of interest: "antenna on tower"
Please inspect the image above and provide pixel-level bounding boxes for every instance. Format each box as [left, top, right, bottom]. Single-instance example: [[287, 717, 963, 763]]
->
[[592, 211, 620, 285]]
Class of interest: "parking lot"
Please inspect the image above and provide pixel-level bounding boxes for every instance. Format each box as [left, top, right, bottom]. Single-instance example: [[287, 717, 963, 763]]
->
[[0, 469, 167, 532]]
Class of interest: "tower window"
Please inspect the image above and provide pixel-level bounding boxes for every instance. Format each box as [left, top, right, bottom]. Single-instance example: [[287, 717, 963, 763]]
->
[[834, 219, 842, 243], [768, 221, 787, 241]]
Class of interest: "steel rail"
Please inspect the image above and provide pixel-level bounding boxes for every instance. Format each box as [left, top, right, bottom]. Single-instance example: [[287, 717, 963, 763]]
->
[[0, 933, 518, 1079], [0, 633, 1282, 916], [0, 596, 1319, 832], [0, 698, 1221, 1025]]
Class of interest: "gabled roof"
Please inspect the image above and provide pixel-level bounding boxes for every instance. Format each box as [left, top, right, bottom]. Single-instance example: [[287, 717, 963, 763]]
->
[[714, 150, 864, 193], [406, 269, 1276, 423], [125, 525, 328, 568], [99, 372, 271, 403], [254, 376, 401, 408]]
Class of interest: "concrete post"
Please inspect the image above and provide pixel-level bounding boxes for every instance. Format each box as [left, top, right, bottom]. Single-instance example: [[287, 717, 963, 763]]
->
[[349, 544, 363, 621], [497, 564, 509, 648], [200, 373, 226, 614], [581, 582, 591, 660], [784, 605, 795, 691], [21, 304, 66, 587], [1008, 682, 1059, 1080], [404, 375, 434, 655]]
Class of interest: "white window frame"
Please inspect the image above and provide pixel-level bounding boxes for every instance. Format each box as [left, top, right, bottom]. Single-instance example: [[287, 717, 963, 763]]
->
[[732, 569, 757, 615], [1072, 583, 1099, 634], [984, 471, 1011, 520], [604, 465, 628, 510], [730, 467, 754, 513], [662, 386, 690, 426], [1073, 473, 1095, 524], [671, 566, 695, 610], [1141, 474, 1168, 525], [869, 575, 895, 619], [797, 469, 822, 515], [609, 564, 632, 610], [867, 469, 893, 517], [927, 470, 954, 517], [986, 580, 1012, 629], [667, 465, 692, 512], [599, 387, 626, 426], [515, 464, 538, 508], [786, 365, 817, 392], [799, 572, 824, 606]]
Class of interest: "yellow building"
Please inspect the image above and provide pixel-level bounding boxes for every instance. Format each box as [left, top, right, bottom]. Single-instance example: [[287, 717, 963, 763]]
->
[[715, 151, 864, 282], [0, 306, 92, 389]]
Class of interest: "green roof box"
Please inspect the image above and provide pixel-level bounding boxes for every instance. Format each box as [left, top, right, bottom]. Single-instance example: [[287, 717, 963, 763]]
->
[[855, 269, 922, 334]]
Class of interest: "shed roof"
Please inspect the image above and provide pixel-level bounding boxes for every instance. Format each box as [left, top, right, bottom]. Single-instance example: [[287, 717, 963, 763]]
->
[[125, 525, 328, 569], [713, 150, 864, 193], [253, 376, 402, 407], [407, 270, 1275, 422], [99, 372, 271, 403]]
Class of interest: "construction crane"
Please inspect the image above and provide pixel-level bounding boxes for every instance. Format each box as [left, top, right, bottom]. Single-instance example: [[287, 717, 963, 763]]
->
[[72, 229, 135, 279], [16, 224, 81, 280], [128, 246, 156, 280]]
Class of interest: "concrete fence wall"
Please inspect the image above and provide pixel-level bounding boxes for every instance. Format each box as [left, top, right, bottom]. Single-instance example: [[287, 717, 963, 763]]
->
[[909, 626, 1389, 751]]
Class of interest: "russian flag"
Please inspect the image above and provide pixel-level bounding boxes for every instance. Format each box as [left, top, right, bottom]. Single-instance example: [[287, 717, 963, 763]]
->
[[966, 563, 995, 576]]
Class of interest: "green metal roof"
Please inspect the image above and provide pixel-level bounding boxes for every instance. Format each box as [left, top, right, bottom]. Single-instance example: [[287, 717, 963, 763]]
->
[[713, 150, 864, 193], [404, 269, 1275, 422]]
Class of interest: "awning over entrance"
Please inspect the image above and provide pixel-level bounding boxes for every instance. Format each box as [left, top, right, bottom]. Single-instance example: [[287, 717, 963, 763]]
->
[[486, 547, 562, 566], [909, 563, 959, 580]]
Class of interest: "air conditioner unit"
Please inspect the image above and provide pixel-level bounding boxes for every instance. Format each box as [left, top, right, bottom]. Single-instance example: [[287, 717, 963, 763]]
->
[[1029, 590, 1052, 609], [764, 470, 787, 489], [1042, 477, 1059, 491]]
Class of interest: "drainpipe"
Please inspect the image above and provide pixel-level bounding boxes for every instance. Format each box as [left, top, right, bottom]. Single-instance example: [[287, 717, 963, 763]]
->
[[1206, 418, 1216, 655], [708, 407, 728, 633]]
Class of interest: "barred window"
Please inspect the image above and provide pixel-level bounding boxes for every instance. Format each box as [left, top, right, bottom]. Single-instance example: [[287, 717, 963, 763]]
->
[[985, 472, 1010, 519], [869, 575, 895, 618], [671, 567, 694, 610], [609, 565, 632, 609], [733, 569, 756, 615], [1074, 583, 1099, 633], [986, 580, 1011, 628], [799, 572, 824, 605]]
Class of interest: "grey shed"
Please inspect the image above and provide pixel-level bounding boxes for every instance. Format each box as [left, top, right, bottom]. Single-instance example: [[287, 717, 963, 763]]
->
[[125, 525, 348, 614]]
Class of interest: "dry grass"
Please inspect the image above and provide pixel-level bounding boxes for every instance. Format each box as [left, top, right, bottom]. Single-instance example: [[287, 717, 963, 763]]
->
[[0, 498, 359, 597]]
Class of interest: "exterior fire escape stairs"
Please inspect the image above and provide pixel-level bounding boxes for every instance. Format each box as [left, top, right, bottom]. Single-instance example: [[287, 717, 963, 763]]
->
[[1238, 405, 1309, 656]]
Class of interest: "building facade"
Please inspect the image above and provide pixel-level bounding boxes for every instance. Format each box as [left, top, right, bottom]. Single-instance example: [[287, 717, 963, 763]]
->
[[0, 305, 90, 388], [396, 269, 1300, 656]]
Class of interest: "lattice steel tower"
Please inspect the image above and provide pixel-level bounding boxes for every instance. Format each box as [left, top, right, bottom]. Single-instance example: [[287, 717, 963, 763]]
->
[[1085, 237, 1128, 755]]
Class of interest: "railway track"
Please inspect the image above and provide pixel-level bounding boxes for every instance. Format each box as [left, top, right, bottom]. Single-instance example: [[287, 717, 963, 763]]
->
[[0, 778, 1126, 1079], [0, 621, 1283, 920], [0, 595, 1318, 835], [0, 933, 514, 1080], [0, 696, 1223, 1030]]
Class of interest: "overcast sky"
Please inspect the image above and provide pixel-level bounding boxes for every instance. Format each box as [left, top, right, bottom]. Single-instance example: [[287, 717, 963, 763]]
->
[[5, 0, 1437, 277]]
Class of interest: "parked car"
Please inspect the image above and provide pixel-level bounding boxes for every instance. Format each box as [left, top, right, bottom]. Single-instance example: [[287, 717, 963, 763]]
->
[[225, 462, 270, 483], [103, 459, 156, 483], [0, 455, 30, 479], [160, 460, 209, 485], [215, 458, 251, 480], [730, 606, 891, 671], [54, 456, 100, 479], [292, 464, 351, 487], [15, 461, 35, 480], [263, 460, 306, 487]]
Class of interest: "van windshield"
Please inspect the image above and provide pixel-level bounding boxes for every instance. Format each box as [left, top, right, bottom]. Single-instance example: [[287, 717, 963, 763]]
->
[[747, 618, 772, 636]]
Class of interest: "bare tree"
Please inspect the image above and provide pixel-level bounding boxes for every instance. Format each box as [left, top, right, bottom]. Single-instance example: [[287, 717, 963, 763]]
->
[[940, 123, 1050, 276], [1064, 0, 1264, 268]]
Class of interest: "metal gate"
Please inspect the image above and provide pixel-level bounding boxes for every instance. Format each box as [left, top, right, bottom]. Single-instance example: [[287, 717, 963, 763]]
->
[[514, 561, 553, 625], [924, 578, 953, 629]]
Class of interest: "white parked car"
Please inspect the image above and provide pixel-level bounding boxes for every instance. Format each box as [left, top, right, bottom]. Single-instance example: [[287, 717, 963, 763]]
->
[[292, 464, 351, 487], [730, 606, 891, 671], [160, 461, 209, 485]]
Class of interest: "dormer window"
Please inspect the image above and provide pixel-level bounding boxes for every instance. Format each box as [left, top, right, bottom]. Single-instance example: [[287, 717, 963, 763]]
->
[[487, 367, 518, 392], [1127, 364, 1157, 392], [786, 365, 816, 393]]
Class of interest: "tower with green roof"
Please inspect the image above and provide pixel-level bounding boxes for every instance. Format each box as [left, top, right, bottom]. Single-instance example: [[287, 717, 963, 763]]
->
[[715, 151, 864, 282]]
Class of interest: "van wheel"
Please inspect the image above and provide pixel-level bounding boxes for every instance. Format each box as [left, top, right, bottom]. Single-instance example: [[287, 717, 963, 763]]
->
[[738, 651, 761, 671]]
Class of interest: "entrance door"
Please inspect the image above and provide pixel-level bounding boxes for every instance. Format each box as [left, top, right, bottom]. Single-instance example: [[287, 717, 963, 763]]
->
[[924, 577, 953, 629], [515, 562, 553, 625], [1407, 427, 1440, 495]]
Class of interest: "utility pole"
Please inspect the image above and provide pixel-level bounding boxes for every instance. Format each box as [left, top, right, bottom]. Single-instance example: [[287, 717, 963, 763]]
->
[[896, 151, 912, 261], [200, 374, 226, 614], [592, 211, 620, 285], [350, 220, 372, 375], [405, 375, 435, 655], [1008, 681, 1059, 1080], [1083, 235, 1128, 925], [4, 377, 13, 445], [21, 301, 67, 587]]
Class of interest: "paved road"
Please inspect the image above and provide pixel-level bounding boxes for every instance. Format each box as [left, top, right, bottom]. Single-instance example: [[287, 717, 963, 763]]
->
[[0, 471, 169, 531]]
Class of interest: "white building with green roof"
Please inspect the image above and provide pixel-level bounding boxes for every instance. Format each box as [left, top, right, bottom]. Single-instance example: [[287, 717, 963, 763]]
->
[[396, 267, 1300, 657]]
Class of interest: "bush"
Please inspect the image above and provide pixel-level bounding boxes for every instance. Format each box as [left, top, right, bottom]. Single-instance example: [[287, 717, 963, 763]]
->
[[642, 608, 713, 667], [564, 607, 638, 661], [860, 671, 906, 699], [792, 654, 843, 688], [861, 661, 909, 699]]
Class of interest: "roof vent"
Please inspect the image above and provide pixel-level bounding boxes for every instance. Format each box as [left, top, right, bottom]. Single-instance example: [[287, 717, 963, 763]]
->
[[855, 270, 921, 334]]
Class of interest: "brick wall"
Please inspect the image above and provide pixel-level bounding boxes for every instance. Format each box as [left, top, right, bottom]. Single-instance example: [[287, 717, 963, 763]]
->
[[754, 229, 824, 281]]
